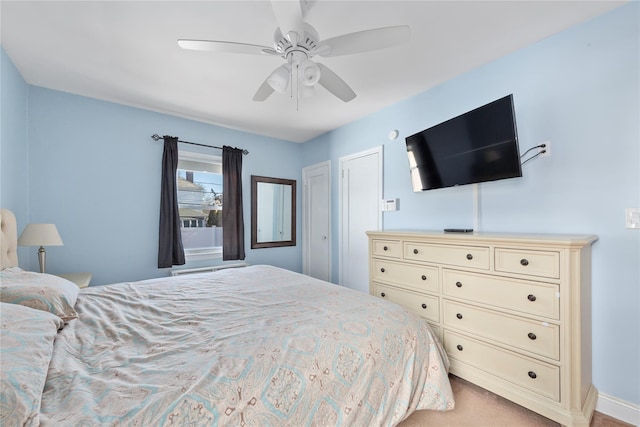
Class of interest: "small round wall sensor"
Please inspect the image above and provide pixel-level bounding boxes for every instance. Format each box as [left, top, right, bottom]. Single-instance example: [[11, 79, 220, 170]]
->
[[388, 129, 399, 140]]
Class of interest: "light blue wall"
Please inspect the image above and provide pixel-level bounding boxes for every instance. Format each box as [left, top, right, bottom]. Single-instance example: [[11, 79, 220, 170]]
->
[[302, 3, 639, 406], [2, 78, 303, 285], [0, 48, 31, 264]]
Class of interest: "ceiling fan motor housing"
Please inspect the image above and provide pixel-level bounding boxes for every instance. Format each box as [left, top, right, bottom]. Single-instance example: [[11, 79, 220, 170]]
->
[[273, 23, 320, 59]]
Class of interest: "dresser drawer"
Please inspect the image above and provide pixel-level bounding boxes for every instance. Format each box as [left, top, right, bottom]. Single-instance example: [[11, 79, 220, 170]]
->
[[404, 242, 489, 270], [443, 270, 559, 320], [372, 239, 402, 258], [372, 259, 439, 293], [495, 248, 560, 279], [444, 330, 560, 401], [374, 283, 439, 322], [443, 300, 559, 360]]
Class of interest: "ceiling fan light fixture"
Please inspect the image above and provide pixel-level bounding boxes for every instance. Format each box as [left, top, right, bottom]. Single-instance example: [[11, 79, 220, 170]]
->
[[267, 65, 290, 93], [300, 59, 321, 86], [300, 84, 315, 98]]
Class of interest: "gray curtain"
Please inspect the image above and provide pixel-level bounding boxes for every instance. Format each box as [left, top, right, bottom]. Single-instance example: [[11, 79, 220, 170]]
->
[[157, 136, 185, 268], [222, 146, 245, 260]]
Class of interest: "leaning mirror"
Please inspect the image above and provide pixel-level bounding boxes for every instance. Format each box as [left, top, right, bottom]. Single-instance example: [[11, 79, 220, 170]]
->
[[251, 175, 296, 249]]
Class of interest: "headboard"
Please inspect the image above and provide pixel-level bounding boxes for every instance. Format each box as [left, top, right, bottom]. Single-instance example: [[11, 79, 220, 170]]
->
[[0, 208, 19, 269]]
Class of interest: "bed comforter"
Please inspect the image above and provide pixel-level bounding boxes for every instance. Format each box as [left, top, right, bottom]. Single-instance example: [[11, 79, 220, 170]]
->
[[39, 265, 454, 426]]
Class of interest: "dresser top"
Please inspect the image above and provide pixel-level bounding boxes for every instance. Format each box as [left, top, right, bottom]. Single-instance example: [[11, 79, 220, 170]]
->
[[366, 230, 598, 247]]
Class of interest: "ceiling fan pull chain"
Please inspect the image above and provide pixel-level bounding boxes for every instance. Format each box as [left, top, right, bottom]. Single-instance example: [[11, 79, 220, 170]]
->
[[296, 64, 300, 111]]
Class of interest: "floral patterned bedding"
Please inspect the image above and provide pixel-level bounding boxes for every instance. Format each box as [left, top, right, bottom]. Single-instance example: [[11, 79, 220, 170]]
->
[[0, 302, 63, 426], [39, 265, 454, 426]]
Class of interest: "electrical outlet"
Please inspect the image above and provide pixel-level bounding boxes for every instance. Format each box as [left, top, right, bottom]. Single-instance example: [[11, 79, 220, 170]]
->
[[539, 141, 551, 157]]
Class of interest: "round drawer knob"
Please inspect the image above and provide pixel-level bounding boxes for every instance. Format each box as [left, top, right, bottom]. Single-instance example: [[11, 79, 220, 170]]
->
[[421, 275, 427, 281], [380, 268, 385, 273], [456, 281, 463, 288], [527, 294, 537, 302], [466, 253, 473, 260], [413, 248, 419, 254], [528, 332, 537, 340], [520, 258, 529, 266], [456, 344, 463, 351], [528, 371, 537, 379], [421, 303, 427, 309], [456, 313, 463, 320], [380, 292, 386, 297], [383, 246, 388, 251]]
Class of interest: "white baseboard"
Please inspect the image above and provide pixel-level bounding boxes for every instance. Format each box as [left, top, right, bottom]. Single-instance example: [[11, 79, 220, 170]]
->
[[597, 392, 640, 426]]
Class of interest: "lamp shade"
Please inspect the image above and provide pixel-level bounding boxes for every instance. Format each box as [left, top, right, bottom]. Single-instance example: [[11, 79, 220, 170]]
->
[[300, 59, 320, 87], [267, 65, 290, 93], [18, 224, 64, 247], [299, 84, 315, 98]]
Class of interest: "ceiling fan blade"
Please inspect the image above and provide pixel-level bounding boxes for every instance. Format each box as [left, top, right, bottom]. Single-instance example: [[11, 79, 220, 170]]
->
[[317, 25, 410, 57], [253, 78, 276, 102], [316, 63, 356, 102], [270, 0, 305, 45], [300, 0, 315, 18], [178, 39, 277, 56]]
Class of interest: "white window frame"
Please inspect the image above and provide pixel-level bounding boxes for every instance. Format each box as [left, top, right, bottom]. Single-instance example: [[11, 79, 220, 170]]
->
[[177, 150, 223, 261]]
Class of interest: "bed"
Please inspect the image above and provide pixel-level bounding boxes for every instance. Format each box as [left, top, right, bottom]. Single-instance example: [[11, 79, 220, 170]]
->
[[0, 208, 454, 426]]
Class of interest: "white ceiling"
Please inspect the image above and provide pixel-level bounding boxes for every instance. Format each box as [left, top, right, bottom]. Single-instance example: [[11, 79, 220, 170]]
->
[[1, 1, 625, 143]]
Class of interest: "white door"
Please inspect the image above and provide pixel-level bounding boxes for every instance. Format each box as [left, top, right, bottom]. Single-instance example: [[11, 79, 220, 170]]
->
[[302, 161, 331, 281], [339, 147, 382, 293]]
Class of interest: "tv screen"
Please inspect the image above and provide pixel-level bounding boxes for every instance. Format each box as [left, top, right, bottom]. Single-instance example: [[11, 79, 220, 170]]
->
[[406, 95, 521, 192]]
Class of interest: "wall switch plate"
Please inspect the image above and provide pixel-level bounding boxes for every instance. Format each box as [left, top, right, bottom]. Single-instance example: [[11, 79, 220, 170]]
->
[[382, 199, 399, 212], [539, 141, 551, 157], [625, 208, 640, 229]]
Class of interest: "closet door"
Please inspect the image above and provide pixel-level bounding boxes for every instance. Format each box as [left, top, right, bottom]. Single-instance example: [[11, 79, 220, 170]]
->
[[339, 147, 382, 293], [302, 161, 331, 281]]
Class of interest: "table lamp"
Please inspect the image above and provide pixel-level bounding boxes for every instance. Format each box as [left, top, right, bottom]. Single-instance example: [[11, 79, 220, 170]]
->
[[17, 223, 64, 273]]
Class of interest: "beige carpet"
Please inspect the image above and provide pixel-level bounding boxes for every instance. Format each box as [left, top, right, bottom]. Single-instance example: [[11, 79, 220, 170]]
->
[[398, 375, 633, 427]]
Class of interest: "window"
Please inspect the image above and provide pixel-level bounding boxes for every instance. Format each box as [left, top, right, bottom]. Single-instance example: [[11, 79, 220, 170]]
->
[[177, 151, 223, 260]]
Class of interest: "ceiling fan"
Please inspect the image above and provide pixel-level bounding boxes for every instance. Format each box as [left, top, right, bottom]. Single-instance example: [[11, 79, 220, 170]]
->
[[178, 0, 410, 103]]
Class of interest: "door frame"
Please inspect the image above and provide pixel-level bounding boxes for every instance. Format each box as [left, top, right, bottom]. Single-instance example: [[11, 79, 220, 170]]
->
[[338, 146, 383, 286], [302, 160, 331, 280]]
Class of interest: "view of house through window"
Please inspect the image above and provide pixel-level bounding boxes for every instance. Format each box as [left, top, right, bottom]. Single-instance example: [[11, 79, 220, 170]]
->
[[177, 152, 223, 259]]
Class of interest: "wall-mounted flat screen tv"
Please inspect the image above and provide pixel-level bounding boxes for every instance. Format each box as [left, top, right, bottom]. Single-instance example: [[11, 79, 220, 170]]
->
[[406, 94, 521, 192]]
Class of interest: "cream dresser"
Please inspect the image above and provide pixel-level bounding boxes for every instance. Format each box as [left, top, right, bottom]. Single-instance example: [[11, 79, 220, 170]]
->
[[367, 230, 598, 427]]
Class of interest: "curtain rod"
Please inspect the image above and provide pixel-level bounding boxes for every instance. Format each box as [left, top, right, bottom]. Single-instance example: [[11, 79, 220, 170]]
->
[[151, 134, 249, 155]]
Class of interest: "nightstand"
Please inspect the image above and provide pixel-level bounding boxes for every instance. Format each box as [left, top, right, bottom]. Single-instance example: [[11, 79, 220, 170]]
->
[[58, 272, 92, 289]]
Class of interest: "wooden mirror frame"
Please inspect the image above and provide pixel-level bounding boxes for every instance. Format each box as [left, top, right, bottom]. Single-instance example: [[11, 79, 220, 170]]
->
[[251, 175, 296, 249]]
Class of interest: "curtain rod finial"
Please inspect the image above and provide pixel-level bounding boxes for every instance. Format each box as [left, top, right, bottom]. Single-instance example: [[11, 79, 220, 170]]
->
[[151, 134, 162, 141]]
